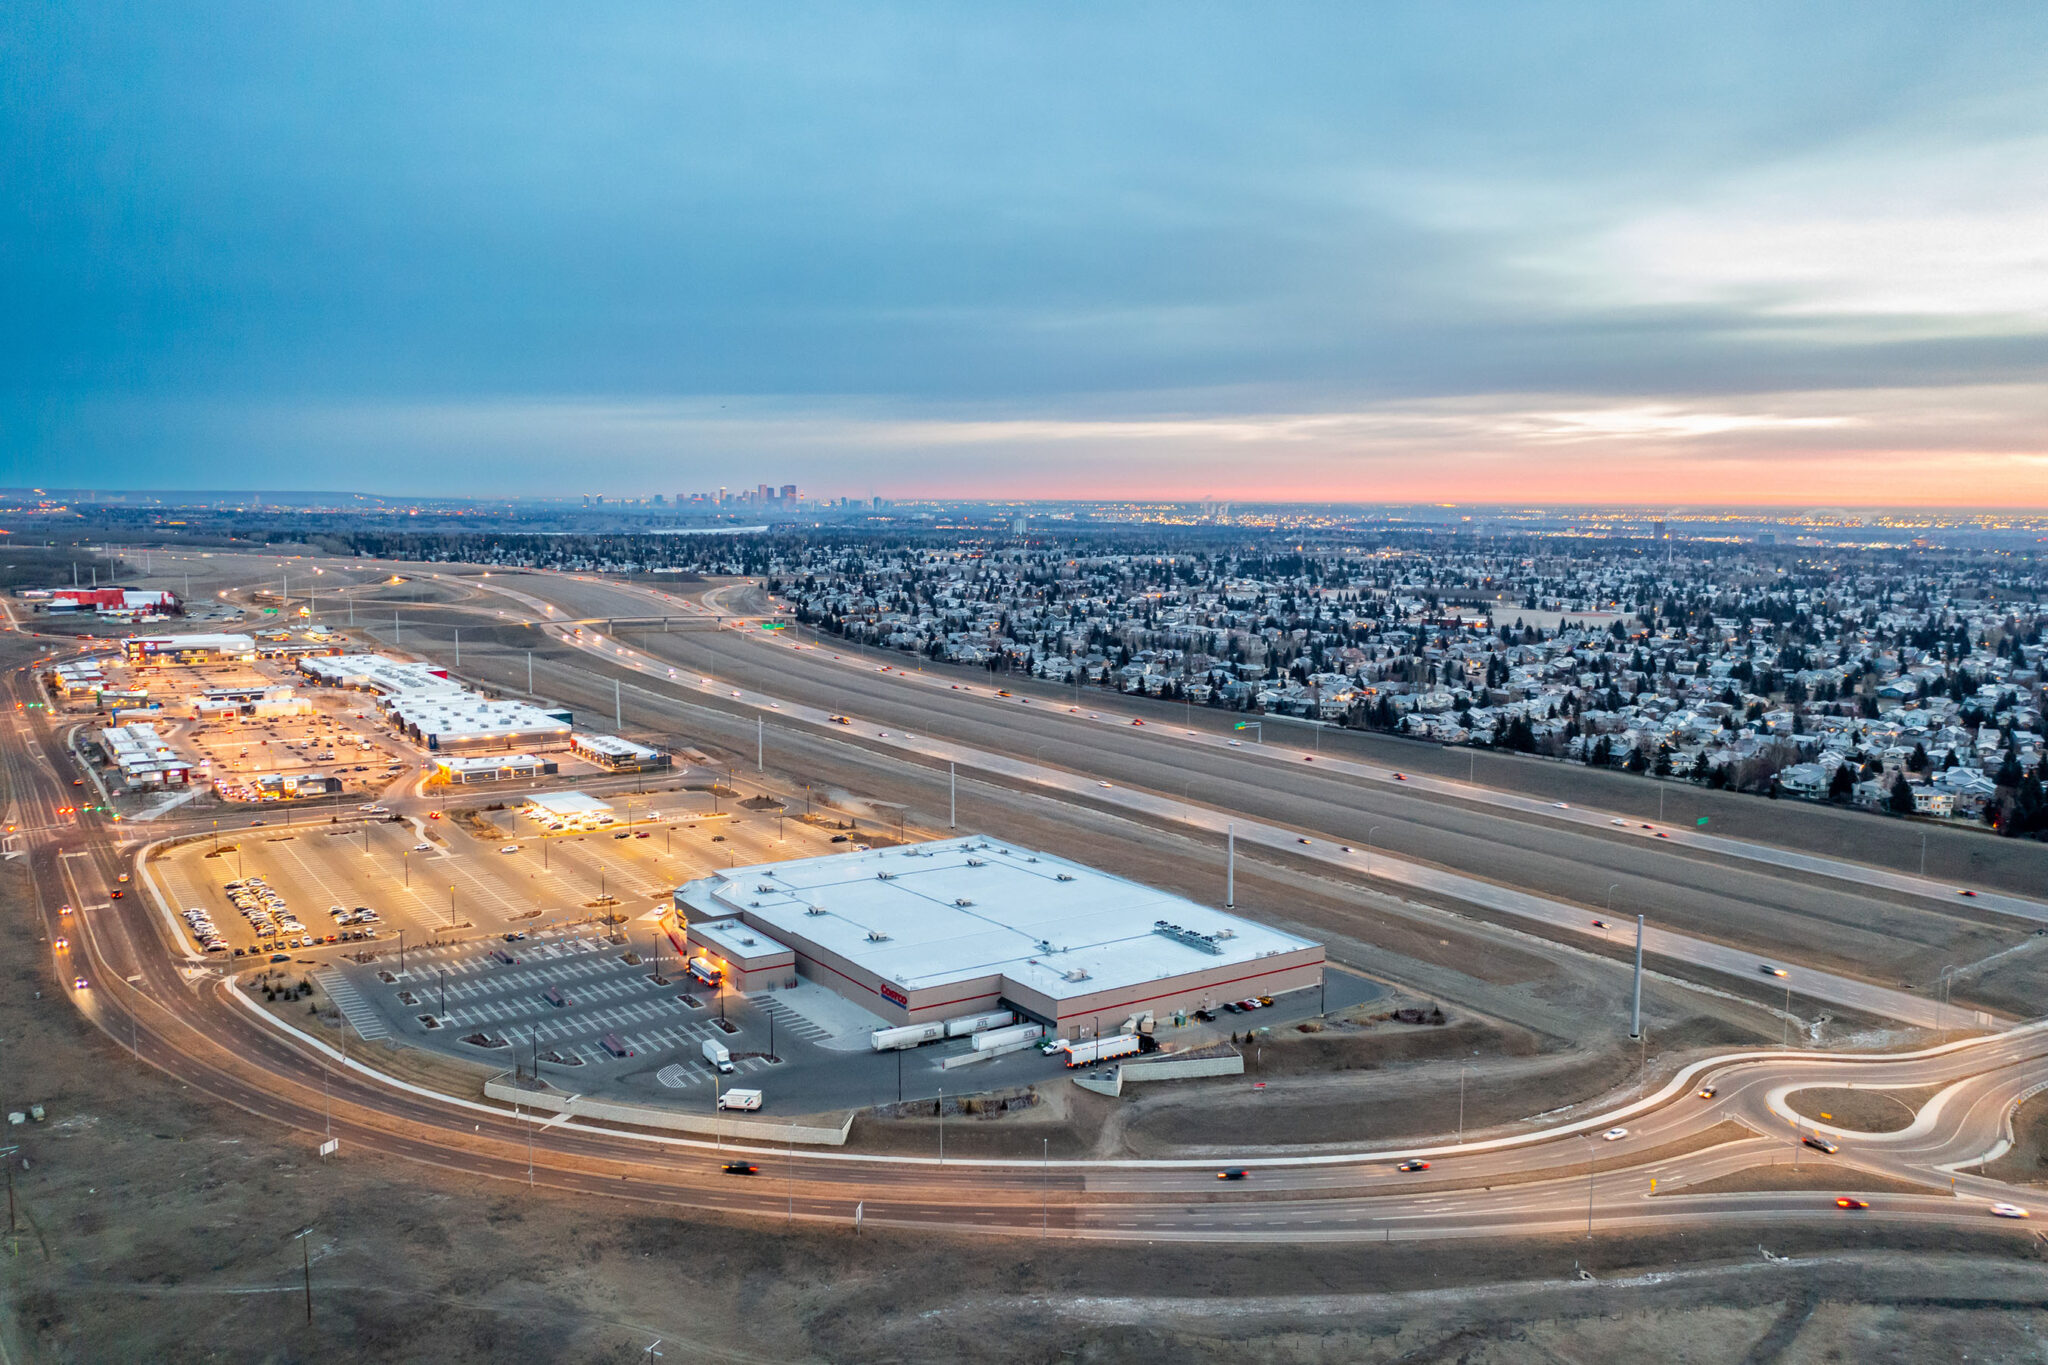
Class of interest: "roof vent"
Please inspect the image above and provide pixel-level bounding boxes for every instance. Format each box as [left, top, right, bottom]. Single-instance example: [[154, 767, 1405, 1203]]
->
[[755, 884, 777, 894], [876, 871, 895, 880], [965, 858, 985, 867], [866, 929, 891, 942], [739, 937, 756, 947], [1055, 873, 1075, 882], [1062, 968, 1091, 983], [805, 905, 827, 916], [954, 898, 975, 907]]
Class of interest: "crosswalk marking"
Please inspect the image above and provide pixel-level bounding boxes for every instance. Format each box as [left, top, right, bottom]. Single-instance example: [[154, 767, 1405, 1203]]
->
[[316, 969, 390, 1041]]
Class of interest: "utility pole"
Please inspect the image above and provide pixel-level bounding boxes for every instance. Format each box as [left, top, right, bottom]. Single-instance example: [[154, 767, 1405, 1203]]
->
[[527, 650, 533, 694], [453, 627, 459, 667], [395, 610, 401, 645], [757, 716, 763, 771], [949, 762, 957, 828], [1225, 823, 1235, 909], [1630, 914, 1644, 1040]]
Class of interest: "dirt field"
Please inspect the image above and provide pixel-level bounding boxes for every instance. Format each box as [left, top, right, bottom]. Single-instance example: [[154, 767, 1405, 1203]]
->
[[1985, 1092, 2048, 1188]]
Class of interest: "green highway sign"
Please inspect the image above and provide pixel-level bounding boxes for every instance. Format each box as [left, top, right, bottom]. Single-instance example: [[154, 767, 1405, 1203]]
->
[[1696, 816, 1709, 826]]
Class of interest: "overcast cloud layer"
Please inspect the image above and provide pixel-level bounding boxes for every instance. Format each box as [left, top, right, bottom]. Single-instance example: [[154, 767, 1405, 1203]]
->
[[5, 3, 2047, 503]]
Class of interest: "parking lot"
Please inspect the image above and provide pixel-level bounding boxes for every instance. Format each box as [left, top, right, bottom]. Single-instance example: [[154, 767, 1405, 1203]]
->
[[151, 789, 855, 962]]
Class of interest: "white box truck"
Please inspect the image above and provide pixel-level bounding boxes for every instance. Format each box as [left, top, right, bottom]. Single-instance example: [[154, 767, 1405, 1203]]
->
[[944, 1009, 1015, 1039], [870, 1021, 947, 1052], [701, 1038, 735, 1073], [1062, 1033, 1141, 1068], [717, 1088, 761, 1111], [972, 1022, 1046, 1052]]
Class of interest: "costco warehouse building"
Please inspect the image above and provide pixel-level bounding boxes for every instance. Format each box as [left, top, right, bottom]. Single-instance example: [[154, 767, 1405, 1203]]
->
[[674, 837, 1323, 1037]]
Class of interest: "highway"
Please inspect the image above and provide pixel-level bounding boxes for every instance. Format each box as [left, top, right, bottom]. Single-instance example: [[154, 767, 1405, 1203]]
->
[[7, 552, 2045, 1245]]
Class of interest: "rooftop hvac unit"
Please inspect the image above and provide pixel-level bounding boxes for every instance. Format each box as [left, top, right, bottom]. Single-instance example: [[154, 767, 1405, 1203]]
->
[[755, 884, 777, 894], [953, 898, 974, 907], [1152, 919, 1226, 955], [1062, 968, 1091, 983], [866, 930, 891, 942], [1055, 873, 1075, 882], [965, 858, 985, 867], [805, 905, 827, 916], [876, 871, 895, 880]]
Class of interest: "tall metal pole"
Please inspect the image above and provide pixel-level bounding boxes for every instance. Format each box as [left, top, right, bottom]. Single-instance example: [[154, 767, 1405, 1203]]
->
[[527, 651, 533, 694], [757, 716, 763, 771], [1225, 823, 1235, 909], [615, 677, 622, 728], [1629, 914, 1644, 1040], [453, 627, 460, 667], [949, 762, 956, 828]]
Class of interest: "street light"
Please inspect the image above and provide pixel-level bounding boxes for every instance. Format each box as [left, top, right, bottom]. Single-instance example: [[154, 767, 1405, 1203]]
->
[[1365, 826, 1381, 876]]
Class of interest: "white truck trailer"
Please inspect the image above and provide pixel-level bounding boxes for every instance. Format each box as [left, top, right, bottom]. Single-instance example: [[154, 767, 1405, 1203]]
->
[[972, 1022, 1046, 1052], [701, 1038, 734, 1073], [944, 1009, 1015, 1039], [717, 1088, 762, 1111], [1061, 1033, 1141, 1068], [870, 1021, 947, 1052]]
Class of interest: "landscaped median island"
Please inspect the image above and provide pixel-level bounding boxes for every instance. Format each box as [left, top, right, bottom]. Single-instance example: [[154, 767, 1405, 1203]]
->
[[1783, 1085, 1946, 1134]]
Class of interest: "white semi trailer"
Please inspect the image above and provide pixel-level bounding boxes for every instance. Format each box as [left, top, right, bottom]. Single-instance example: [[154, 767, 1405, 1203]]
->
[[972, 1022, 1046, 1052], [870, 1021, 947, 1052], [944, 1009, 1015, 1039], [1061, 1033, 1141, 1068]]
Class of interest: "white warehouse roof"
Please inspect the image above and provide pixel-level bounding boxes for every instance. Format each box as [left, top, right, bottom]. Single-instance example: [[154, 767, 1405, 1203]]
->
[[678, 836, 1318, 1003]]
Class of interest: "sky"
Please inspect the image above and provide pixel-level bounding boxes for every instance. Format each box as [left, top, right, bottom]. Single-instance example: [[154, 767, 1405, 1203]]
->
[[5, 2, 2048, 506]]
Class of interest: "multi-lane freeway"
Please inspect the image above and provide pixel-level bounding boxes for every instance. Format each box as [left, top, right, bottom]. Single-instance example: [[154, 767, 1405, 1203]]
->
[[7, 552, 2046, 1243]]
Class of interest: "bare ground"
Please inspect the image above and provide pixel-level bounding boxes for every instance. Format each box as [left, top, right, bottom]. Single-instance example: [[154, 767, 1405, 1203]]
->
[[1784, 1085, 1946, 1135]]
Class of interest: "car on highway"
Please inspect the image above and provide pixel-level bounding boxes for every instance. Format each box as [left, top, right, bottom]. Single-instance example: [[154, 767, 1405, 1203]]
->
[[1834, 1197, 1869, 1210], [1611, 819, 1628, 826], [499, 844, 520, 854], [427, 812, 440, 820], [721, 1162, 759, 1176], [1803, 1135, 1840, 1155], [1098, 781, 1112, 788], [1396, 1159, 1431, 1172], [109, 889, 122, 899], [413, 842, 433, 852], [1958, 889, 1978, 898], [52, 936, 68, 950], [1130, 719, 1143, 726], [1760, 964, 1788, 977], [1590, 918, 1607, 929], [1227, 739, 1242, 747], [59, 904, 71, 916], [1990, 1203, 2030, 1219], [1697, 1086, 1717, 1099], [117, 872, 129, 882], [1601, 1127, 1628, 1141], [635, 830, 651, 838], [1392, 772, 1406, 781], [1552, 802, 1569, 809], [1215, 1168, 1249, 1181], [1297, 837, 1311, 845], [72, 976, 88, 990], [613, 830, 632, 839]]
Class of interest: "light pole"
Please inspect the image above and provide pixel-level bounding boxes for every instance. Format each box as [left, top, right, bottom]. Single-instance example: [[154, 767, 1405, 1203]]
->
[[1582, 1134, 1595, 1239], [1457, 1063, 1466, 1142]]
